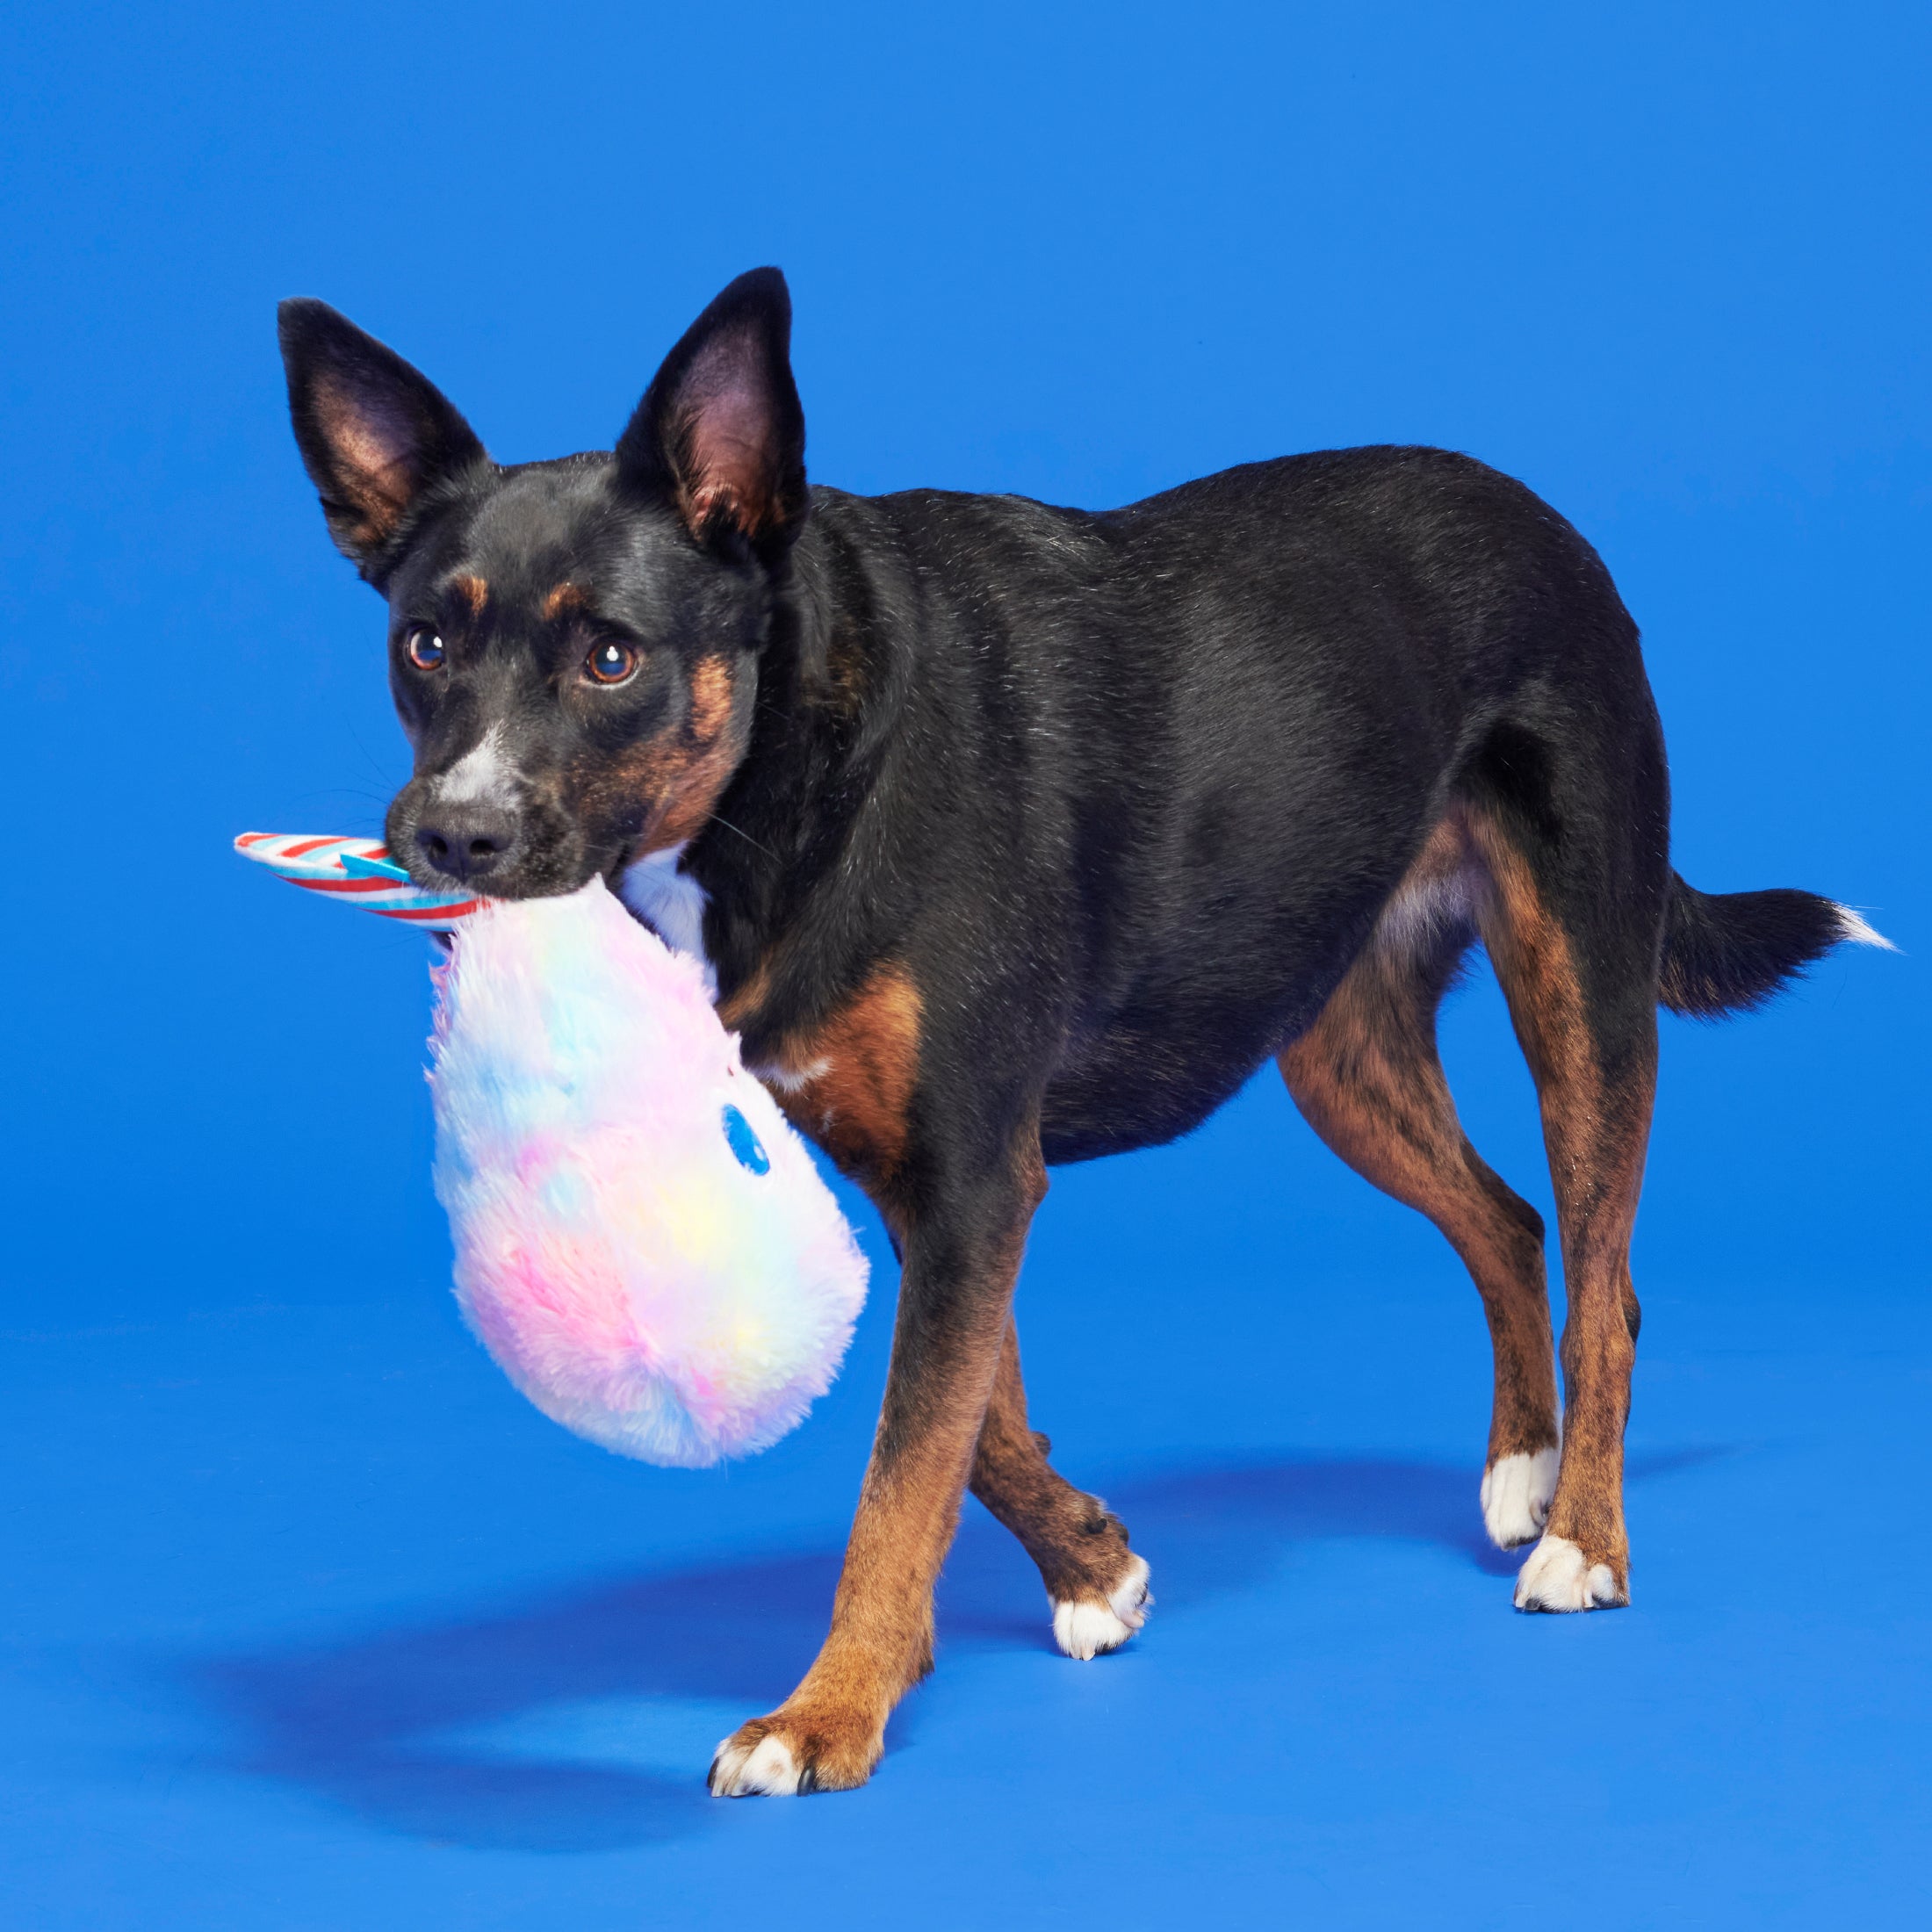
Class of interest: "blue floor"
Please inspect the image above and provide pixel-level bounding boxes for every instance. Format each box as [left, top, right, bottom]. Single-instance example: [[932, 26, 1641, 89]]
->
[[5, 963, 1927, 1928]]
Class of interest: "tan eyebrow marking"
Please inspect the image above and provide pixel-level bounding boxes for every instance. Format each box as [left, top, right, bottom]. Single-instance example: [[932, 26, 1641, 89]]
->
[[451, 573, 488, 615], [541, 582, 585, 621]]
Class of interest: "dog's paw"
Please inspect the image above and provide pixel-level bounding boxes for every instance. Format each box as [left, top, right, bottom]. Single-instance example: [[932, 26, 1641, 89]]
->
[[1051, 1553, 1152, 1661], [708, 1705, 882, 1798], [1512, 1533, 1627, 1611], [1481, 1446, 1561, 1549], [709, 1729, 804, 1797]]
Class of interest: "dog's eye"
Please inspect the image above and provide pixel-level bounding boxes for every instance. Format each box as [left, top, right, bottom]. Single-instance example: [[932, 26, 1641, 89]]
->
[[586, 640, 637, 685], [405, 626, 445, 671]]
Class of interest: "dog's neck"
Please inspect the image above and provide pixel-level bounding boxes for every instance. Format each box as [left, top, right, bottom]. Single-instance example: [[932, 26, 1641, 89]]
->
[[664, 500, 908, 1039]]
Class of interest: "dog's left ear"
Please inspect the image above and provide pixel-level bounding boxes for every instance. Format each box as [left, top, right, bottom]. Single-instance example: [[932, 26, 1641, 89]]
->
[[617, 268, 808, 559]]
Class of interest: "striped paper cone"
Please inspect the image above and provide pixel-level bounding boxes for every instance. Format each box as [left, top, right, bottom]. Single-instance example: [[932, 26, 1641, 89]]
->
[[234, 833, 485, 927]]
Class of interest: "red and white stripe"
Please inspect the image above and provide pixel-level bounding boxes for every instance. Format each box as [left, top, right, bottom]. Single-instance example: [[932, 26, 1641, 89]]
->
[[234, 833, 486, 926]]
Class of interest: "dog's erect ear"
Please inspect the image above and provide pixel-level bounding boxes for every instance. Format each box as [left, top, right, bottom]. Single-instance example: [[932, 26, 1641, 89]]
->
[[278, 299, 489, 580], [616, 268, 807, 557]]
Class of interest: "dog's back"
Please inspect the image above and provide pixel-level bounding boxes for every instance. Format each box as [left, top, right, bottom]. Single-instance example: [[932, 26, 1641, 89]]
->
[[771, 447, 1657, 1157]]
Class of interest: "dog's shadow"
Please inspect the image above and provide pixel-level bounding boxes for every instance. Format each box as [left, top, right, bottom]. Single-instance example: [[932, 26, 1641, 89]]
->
[[184, 1448, 1720, 1852]]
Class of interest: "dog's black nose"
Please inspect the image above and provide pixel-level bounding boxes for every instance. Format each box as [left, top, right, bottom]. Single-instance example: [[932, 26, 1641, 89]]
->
[[415, 814, 514, 883]]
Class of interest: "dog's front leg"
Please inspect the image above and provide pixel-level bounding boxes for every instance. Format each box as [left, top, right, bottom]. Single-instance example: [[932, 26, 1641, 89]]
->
[[709, 1132, 1046, 1797]]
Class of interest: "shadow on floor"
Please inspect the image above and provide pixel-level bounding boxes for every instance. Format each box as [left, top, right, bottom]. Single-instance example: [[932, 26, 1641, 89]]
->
[[183, 1445, 1725, 1853]]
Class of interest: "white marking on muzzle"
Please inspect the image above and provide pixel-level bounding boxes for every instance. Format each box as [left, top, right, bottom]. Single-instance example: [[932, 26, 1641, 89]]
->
[[434, 725, 519, 809]]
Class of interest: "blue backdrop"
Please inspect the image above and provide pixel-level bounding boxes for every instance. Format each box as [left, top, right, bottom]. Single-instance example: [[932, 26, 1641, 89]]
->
[[2, 4, 1925, 1926]]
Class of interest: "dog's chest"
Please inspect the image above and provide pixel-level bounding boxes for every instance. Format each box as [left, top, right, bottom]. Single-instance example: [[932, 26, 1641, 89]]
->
[[618, 849, 918, 1198], [617, 847, 717, 997]]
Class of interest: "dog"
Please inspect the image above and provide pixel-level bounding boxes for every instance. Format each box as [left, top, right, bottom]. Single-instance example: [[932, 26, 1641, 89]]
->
[[278, 267, 1885, 1796]]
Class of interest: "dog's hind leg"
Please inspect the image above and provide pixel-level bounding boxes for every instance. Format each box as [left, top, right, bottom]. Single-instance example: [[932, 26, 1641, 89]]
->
[[970, 1316, 1150, 1659], [1279, 815, 1562, 1549], [1466, 790, 1661, 1611]]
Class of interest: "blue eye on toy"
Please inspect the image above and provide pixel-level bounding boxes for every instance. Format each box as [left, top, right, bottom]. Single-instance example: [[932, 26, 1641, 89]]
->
[[721, 1103, 771, 1175]]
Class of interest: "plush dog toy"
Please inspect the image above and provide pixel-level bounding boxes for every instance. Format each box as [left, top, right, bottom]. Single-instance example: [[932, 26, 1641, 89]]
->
[[235, 833, 869, 1467]]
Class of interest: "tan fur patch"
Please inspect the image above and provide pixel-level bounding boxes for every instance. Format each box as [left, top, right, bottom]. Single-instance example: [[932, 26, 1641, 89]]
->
[[451, 573, 489, 616], [649, 717, 746, 847], [766, 966, 923, 1191], [715, 960, 773, 1034], [540, 582, 583, 621], [576, 658, 747, 854], [688, 656, 732, 740]]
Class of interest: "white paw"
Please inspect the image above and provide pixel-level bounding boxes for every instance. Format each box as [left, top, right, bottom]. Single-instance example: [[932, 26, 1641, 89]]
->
[[709, 1730, 803, 1798], [1512, 1533, 1626, 1611], [1481, 1447, 1561, 1549], [1051, 1554, 1152, 1661]]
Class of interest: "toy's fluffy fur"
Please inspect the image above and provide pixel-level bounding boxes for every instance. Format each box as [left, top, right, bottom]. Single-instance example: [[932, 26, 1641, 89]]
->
[[429, 879, 868, 1467]]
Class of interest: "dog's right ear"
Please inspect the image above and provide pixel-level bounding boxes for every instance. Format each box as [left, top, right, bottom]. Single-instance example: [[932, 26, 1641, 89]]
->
[[616, 268, 807, 561], [277, 299, 489, 581]]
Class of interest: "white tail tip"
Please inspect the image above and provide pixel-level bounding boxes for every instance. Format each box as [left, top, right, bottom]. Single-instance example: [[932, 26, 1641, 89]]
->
[[1834, 905, 1899, 952]]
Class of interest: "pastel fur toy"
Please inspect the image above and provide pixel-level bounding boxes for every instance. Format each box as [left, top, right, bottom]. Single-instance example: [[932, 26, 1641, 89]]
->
[[236, 833, 869, 1466]]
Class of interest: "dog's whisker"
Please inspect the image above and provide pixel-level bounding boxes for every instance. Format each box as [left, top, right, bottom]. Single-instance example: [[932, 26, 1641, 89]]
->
[[710, 811, 777, 861]]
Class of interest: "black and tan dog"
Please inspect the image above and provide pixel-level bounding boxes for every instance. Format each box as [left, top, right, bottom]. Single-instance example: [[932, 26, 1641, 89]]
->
[[278, 268, 1885, 1796]]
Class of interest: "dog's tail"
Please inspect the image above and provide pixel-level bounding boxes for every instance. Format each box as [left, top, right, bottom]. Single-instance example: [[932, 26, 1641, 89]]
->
[[1658, 873, 1894, 1019]]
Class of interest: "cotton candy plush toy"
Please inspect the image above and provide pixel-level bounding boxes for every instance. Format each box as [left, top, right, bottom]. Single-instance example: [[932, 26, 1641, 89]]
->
[[236, 833, 869, 1467]]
